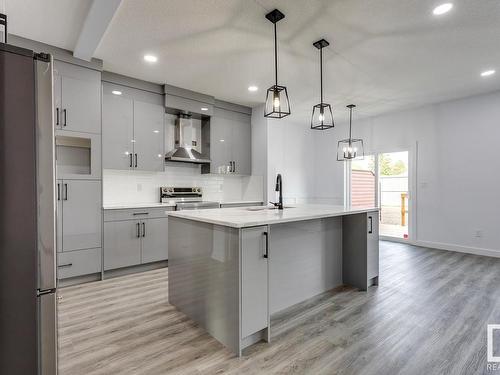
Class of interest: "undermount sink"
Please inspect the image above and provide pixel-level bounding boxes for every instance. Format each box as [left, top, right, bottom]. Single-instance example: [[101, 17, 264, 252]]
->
[[245, 206, 295, 211]]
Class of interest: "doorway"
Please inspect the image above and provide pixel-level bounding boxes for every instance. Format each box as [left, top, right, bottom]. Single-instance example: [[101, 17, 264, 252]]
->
[[348, 150, 412, 241]]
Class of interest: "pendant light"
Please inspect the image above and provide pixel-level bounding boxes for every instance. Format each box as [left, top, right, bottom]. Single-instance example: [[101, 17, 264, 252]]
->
[[264, 9, 291, 119], [311, 39, 334, 130], [337, 104, 364, 161]]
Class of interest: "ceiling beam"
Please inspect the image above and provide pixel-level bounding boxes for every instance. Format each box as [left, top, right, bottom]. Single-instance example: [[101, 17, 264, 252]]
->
[[73, 0, 122, 61]]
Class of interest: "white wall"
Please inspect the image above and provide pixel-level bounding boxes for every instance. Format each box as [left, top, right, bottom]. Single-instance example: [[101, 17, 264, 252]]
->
[[251, 105, 317, 205], [314, 90, 500, 255], [251, 104, 268, 202]]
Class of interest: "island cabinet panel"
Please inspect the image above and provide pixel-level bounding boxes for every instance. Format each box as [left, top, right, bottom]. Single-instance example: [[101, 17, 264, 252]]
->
[[367, 211, 380, 281], [342, 211, 380, 290], [241, 226, 269, 338], [168, 217, 241, 355]]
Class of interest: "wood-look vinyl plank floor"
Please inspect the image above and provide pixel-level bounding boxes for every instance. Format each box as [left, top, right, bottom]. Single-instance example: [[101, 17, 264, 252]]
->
[[57, 241, 500, 375]]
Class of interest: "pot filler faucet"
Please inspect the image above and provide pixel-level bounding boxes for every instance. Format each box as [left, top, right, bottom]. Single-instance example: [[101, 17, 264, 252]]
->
[[270, 174, 283, 210]]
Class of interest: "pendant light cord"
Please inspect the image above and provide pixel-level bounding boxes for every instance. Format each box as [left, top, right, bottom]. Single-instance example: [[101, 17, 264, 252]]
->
[[320, 47, 323, 104], [274, 23, 278, 86], [349, 106, 353, 140]]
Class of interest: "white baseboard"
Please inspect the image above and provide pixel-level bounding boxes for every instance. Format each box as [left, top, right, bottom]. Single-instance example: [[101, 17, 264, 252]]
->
[[383, 237, 500, 258]]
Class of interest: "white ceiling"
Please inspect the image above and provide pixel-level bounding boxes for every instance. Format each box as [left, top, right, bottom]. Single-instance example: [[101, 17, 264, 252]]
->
[[5, 0, 500, 123]]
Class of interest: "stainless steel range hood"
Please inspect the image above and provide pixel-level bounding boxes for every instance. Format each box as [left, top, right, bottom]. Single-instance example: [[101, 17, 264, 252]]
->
[[165, 115, 210, 164]]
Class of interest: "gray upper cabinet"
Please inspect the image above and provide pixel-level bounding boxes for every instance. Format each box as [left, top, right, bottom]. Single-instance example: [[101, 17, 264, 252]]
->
[[102, 83, 165, 171], [102, 94, 134, 170], [53, 61, 101, 134], [206, 107, 251, 175], [133, 101, 165, 171], [58, 180, 102, 252]]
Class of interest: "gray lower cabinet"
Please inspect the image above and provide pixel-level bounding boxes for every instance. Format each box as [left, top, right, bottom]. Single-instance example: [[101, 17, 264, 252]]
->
[[58, 180, 102, 252], [103, 207, 172, 271], [57, 248, 102, 279], [241, 226, 269, 339], [141, 218, 169, 263], [104, 220, 142, 270], [56, 179, 102, 280]]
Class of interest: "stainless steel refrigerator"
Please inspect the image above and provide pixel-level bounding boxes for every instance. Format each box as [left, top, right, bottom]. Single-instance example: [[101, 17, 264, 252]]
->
[[0, 42, 58, 374]]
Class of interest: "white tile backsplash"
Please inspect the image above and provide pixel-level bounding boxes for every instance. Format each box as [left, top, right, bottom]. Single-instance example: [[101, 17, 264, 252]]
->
[[103, 164, 263, 205]]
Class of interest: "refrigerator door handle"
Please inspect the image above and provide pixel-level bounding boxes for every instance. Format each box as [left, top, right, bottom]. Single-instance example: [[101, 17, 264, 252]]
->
[[35, 54, 58, 375], [36, 55, 57, 292]]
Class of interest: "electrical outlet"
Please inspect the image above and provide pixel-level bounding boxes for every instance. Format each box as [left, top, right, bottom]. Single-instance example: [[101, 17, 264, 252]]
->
[[137, 183, 142, 192], [474, 230, 483, 238]]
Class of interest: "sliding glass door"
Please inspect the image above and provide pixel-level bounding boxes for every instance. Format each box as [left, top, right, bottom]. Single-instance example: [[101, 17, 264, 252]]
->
[[348, 150, 411, 240]]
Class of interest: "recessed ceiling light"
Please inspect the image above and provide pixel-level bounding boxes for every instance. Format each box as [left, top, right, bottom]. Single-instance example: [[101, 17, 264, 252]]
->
[[201, 107, 208, 111], [481, 70, 496, 77], [111, 90, 122, 95], [153, 130, 160, 133], [248, 85, 258, 92], [143, 54, 158, 63], [433, 3, 453, 16]]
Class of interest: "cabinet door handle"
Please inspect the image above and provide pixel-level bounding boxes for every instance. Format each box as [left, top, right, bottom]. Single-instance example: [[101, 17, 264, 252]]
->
[[58, 263, 72, 268], [129, 153, 133, 168], [56, 107, 59, 126], [142, 222, 146, 237], [136, 222, 140, 238], [133, 212, 149, 216], [233, 161, 236, 173], [57, 183, 60, 201], [263, 231, 269, 258], [64, 183, 68, 201], [63, 109, 67, 127], [135, 153, 138, 168], [368, 216, 373, 234]]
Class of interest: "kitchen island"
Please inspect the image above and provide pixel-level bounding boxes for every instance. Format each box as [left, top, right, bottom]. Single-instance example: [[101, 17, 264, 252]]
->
[[168, 205, 379, 356]]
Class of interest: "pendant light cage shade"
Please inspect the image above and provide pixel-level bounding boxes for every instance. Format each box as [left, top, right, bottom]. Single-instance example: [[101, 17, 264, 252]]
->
[[311, 103, 334, 130], [264, 9, 290, 119], [337, 104, 364, 161], [336, 138, 364, 161], [265, 85, 291, 118]]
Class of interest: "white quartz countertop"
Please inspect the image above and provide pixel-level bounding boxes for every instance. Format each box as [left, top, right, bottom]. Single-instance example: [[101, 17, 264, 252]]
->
[[167, 204, 379, 228], [103, 200, 264, 210]]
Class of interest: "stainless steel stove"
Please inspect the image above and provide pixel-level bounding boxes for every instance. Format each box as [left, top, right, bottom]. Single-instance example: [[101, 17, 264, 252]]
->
[[160, 187, 220, 210]]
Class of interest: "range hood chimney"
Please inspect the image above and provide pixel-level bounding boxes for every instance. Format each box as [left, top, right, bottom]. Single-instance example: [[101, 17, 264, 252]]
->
[[165, 114, 210, 164]]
